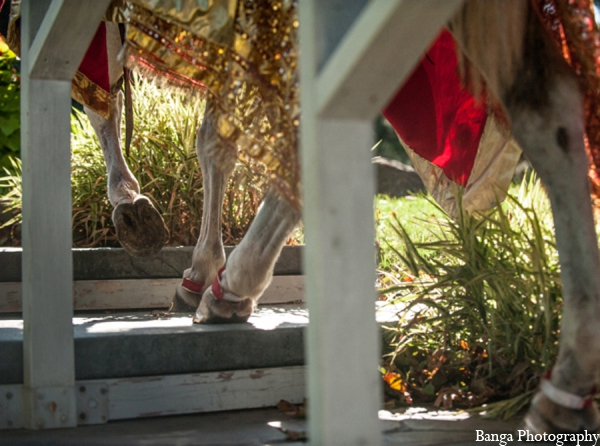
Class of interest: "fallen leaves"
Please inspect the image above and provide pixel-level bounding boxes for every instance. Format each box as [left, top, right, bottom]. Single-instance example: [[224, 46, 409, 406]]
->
[[272, 400, 308, 441], [277, 399, 307, 417], [383, 372, 406, 392]]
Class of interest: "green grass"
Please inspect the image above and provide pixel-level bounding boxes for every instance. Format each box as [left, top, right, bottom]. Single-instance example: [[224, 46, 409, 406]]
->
[[376, 193, 445, 269], [376, 175, 563, 418]]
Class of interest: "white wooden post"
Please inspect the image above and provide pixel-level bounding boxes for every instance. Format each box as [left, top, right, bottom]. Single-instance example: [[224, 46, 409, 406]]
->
[[299, 1, 464, 444], [20, 0, 110, 429]]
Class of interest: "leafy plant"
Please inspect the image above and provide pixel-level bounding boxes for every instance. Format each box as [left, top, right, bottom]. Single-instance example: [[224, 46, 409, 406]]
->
[[378, 175, 562, 418], [70, 75, 270, 248], [2, 74, 275, 247], [0, 35, 20, 180]]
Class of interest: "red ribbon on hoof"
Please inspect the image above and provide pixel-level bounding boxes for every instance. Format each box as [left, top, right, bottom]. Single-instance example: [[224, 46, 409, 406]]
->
[[181, 278, 204, 294], [211, 267, 226, 300]]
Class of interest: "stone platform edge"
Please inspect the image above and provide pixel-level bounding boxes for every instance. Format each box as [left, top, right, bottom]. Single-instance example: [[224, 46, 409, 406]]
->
[[0, 245, 303, 282]]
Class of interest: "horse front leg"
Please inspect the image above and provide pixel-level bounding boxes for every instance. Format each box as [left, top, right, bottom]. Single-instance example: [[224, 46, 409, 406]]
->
[[194, 187, 300, 323], [86, 88, 168, 257], [504, 31, 600, 434], [170, 100, 237, 312], [85, 22, 168, 257]]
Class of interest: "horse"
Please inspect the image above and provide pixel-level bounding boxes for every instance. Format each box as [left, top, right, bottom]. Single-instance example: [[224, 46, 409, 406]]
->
[[6, 0, 600, 435]]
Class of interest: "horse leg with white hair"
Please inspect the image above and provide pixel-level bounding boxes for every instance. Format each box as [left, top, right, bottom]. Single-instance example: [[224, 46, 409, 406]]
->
[[193, 186, 300, 323], [85, 22, 168, 257], [170, 100, 238, 311], [170, 99, 301, 317], [82, 22, 299, 316], [453, 0, 600, 433], [170, 98, 301, 320]]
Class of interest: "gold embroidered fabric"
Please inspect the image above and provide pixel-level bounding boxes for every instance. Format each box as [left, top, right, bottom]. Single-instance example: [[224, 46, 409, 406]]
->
[[122, 0, 301, 208], [71, 70, 112, 119], [6, 0, 113, 119], [127, 0, 237, 45], [535, 0, 600, 203]]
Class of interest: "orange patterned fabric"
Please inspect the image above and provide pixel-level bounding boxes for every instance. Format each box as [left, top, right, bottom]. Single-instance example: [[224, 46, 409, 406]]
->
[[535, 0, 600, 202], [122, 0, 301, 209], [72, 22, 112, 119]]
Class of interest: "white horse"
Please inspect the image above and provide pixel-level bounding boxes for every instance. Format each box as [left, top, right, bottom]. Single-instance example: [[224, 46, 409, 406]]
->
[[10, 0, 600, 434]]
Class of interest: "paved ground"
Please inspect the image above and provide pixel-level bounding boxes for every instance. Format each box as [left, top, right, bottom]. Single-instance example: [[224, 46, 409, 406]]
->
[[0, 406, 537, 446]]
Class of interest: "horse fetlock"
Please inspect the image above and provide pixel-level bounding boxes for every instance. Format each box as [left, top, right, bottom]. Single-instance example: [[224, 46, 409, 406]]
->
[[523, 392, 600, 434], [108, 175, 140, 207], [191, 245, 226, 281], [555, 335, 600, 388], [221, 257, 274, 301]]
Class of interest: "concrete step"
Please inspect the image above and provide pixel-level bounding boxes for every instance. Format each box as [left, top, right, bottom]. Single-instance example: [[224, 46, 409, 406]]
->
[[0, 302, 401, 386], [0, 305, 308, 385], [0, 246, 303, 282], [0, 306, 310, 428]]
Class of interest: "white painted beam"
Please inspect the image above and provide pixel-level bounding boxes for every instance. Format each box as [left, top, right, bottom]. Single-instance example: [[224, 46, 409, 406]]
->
[[300, 1, 466, 444], [20, 0, 106, 430], [20, 75, 77, 431], [106, 367, 305, 421], [0, 366, 306, 429], [316, 0, 464, 120], [304, 118, 382, 446], [300, 4, 382, 444], [28, 0, 111, 80]]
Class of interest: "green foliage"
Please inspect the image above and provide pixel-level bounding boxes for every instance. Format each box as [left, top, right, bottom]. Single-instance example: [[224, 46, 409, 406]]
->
[[0, 156, 21, 222], [0, 37, 20, 181], [70, 75, 268, 247], [378, 176, 562, 418], [1, 74, 271, 247], [375, 193, 445, 269]]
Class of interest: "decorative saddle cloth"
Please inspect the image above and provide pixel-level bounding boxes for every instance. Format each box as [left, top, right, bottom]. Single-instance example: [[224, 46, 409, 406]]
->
[[383, 30, 521, 216], [6, 0, 600, 215]]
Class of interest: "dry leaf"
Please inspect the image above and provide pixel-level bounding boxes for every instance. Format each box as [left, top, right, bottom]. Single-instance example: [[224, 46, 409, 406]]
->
[[383, 372, 406, 392], [276, 399, 307, 417]]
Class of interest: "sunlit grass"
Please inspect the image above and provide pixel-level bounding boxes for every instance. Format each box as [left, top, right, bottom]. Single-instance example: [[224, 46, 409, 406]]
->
[[376, 176, 563, 418], [376, 193, 445, 269]]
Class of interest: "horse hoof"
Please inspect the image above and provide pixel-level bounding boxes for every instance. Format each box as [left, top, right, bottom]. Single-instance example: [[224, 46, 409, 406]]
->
[[170, 284, 202, 313], [194, 289, 255, 324], [522, 392, 600, 434], [113, 195, 168, 257], [193, 312, 252, 324]]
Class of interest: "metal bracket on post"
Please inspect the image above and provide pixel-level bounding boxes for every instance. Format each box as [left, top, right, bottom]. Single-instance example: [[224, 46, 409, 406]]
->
[[0, 385, 24, 429], [75, 382, 109, 425], [22, 386, 77, 429], [1, 382, 109, 429]]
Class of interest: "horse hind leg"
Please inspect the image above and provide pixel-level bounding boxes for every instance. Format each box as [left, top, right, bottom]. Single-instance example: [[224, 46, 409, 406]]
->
[[498, 12, 600, 434], [170, 100, 237, 312]]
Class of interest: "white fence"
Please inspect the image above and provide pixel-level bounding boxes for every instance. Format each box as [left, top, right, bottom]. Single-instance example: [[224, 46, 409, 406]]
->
[[12, 0, 464, 444]]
